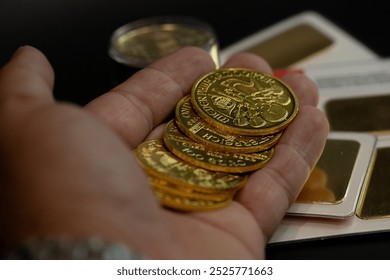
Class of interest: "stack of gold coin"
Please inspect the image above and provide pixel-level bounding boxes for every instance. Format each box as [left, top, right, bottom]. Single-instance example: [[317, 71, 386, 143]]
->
[[135, 68, 299, 211]]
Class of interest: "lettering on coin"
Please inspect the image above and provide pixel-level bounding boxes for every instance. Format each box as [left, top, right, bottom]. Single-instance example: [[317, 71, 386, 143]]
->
[[191, 68, 298, 135]]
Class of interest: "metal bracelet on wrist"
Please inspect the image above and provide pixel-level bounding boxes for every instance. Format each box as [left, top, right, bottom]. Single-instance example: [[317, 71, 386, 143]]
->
[[5, 236, 147, 260]]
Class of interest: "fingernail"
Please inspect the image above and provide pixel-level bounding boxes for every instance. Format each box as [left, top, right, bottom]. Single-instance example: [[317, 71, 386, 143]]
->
[[11, 45, 28, 58]]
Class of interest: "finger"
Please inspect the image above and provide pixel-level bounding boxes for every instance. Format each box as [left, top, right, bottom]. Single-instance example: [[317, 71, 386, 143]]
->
[[281, 72, 319, 107], [236, 106, 329, 239], [84, 47, 216, 149], [144, 122, 166, 141], [222, 52, 273, 74], [0, 46, 55, 112]]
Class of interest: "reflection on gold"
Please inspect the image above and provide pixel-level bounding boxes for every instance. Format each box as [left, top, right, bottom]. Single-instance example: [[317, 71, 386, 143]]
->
[[326, 95, 390, 132], [295, 139, 360, 204], [296, 166, 336, 203], [356, 147, 390, 219], [245, 24, 333, 69]]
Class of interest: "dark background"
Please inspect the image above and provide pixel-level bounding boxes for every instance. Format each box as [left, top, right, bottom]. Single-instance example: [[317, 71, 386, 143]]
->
[[1, 0, 390, 258]]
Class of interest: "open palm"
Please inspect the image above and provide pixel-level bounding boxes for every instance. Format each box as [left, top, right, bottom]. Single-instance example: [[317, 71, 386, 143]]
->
[[0, 46, 328, 259]]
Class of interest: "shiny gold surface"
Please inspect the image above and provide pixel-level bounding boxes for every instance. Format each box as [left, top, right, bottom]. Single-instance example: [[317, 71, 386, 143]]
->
[[154, 189, 232, 211], [297, 139, 360, 204], [175, 95, 282, 153], [245, 24, 333, 69], [149, 176, 232, 202], [357, 147, 390, 219], [191, 68, 298, 136], [297, 166, 336, 203], [134, 68, 297, 212], [135, 139, 247, 193], [163, 119, 274, 173], [326, 94, 390, 133]]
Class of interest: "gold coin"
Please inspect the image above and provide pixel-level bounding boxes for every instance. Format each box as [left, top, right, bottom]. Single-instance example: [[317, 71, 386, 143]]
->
[[109, 16, 220, 68], [191, 68, 298, 135], [175, 95, 282, 153], [163, 119, 274, 173], [135, 139, 247, 193], [154, 188, 232, 212], [148, 176, 232, 202]]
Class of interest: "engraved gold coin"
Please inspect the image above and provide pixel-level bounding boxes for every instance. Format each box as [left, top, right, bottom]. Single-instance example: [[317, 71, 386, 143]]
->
[[135, 139, 247, 193], [191, 68, 298, 135], [154, 189, 232, 212], [163, 119, 274, 173], [175, 95, 282, 153], [148, 176, 232, 202]]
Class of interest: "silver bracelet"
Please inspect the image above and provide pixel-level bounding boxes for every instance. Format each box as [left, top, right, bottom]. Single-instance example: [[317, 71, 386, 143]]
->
[[6, 236, 148, 260]]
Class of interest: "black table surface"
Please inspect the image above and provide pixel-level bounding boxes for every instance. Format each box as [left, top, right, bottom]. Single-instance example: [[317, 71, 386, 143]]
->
[[1, 0, 390, 259]]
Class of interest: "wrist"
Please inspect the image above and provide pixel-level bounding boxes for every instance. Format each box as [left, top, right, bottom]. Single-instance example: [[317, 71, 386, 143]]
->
[[4, 235, 148, 260]]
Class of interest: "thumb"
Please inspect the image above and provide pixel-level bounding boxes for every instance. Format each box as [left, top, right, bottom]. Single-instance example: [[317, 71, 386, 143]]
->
[[0, 46, 55, 111]]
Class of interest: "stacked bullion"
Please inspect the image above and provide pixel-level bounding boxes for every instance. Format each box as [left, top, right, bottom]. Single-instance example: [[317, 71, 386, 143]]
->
[[136, 68, 299, 211]]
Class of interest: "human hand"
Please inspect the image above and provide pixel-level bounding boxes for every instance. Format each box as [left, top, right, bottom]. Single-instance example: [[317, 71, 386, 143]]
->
[[0, 46, 328, 259]]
